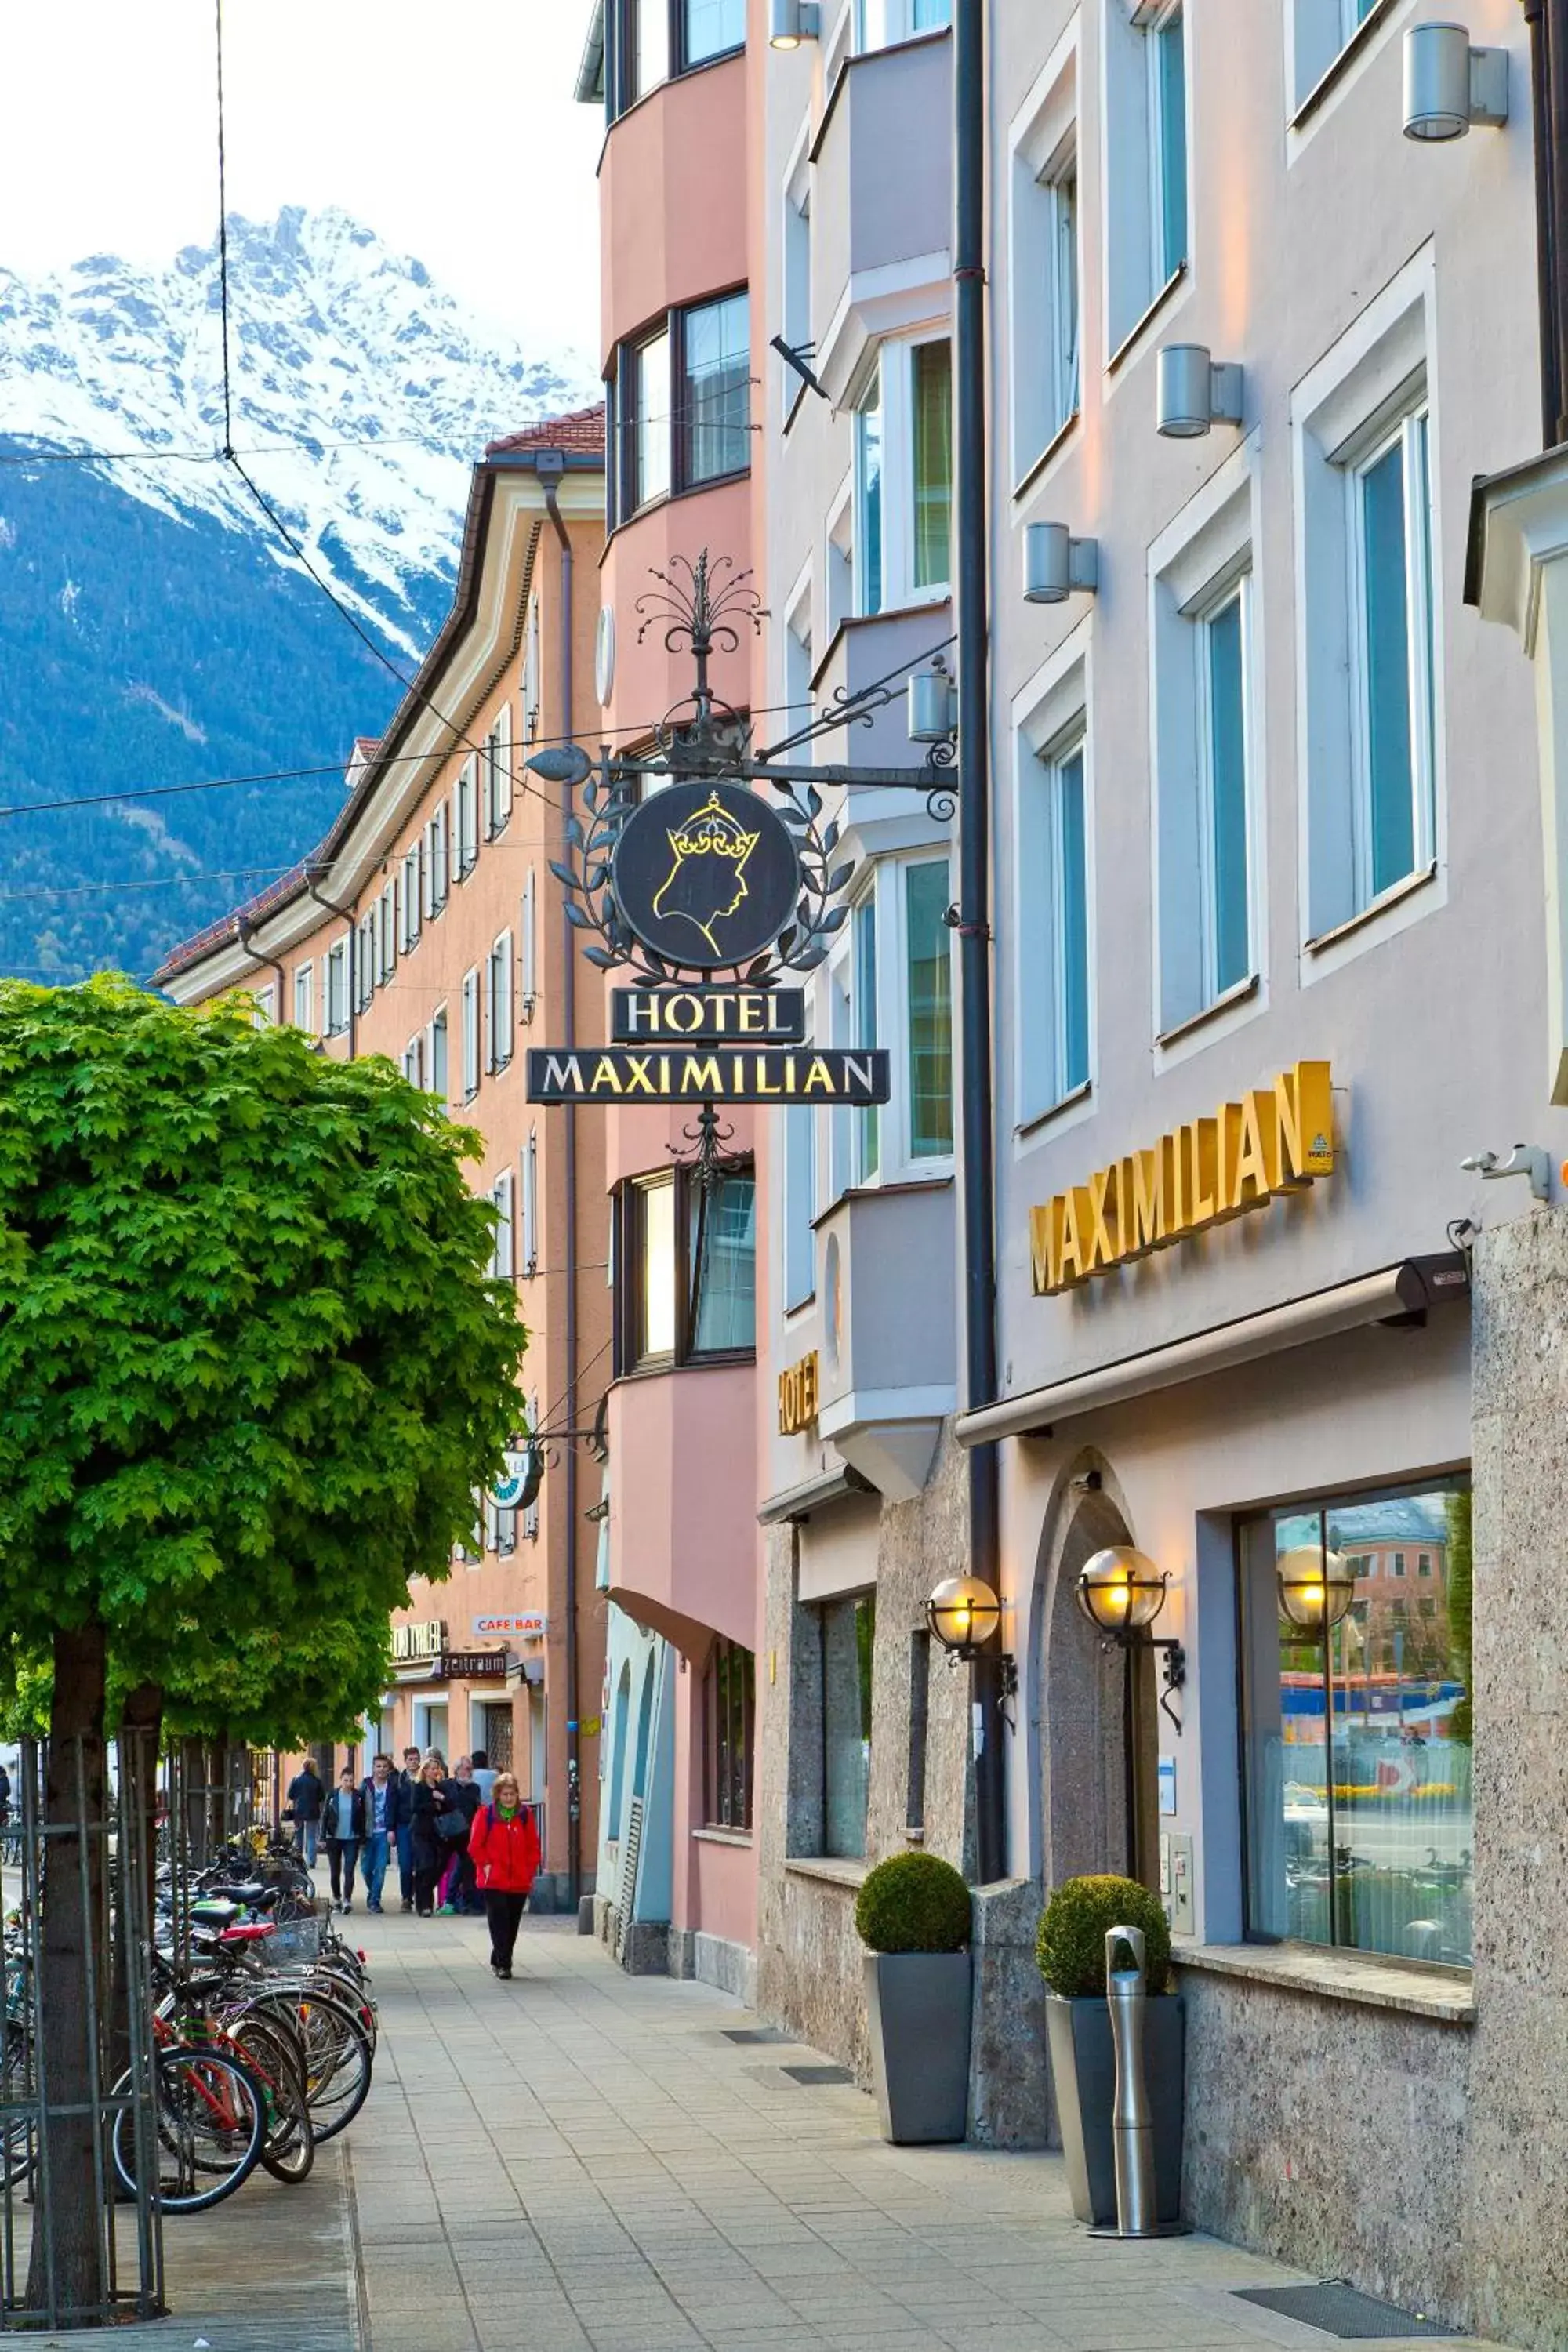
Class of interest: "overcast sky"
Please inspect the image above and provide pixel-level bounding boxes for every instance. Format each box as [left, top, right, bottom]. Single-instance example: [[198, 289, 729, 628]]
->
[[0, 0, 604, 361]]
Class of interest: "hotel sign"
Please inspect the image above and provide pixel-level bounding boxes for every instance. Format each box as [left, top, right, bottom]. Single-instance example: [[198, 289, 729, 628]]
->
[[528, 1047, 888, 1105], [1029, 1062, 1334, 1297], [612, 986, 806, 1042], [392, 1620, 445, 1663], [778, 1350, 820, 1436]]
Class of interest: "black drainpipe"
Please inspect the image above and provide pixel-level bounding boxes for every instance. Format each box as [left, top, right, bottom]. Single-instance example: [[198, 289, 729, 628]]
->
[[1523, 0, 1561, 443], [305, 874, 358, 1060], [536, 452, 583, 1914], [234, 913, 286, 1019], [954, 0, 1005, 1887]]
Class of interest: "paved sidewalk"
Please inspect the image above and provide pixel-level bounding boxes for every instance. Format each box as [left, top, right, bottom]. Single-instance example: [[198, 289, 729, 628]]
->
[[343, 1907, 1512, 2352]]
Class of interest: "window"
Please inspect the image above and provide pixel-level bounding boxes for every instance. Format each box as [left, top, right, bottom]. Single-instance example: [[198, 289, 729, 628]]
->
[[607, 0, 744, 114], [681, 292, 750, 486], [521, 1129, 539, 1277], [1419, 1553, 1432, 1576], [325, 939, 349, 1037], [821, 1592, 874, 1860], [783, 1099, 816, 1311], [292, 962, 314, 1034], [460, 969, 481, 1101], [1393, 1552, 1406, 1576], [1350, 412, 1434, 908], [1011, 64, 1080, 475], [781, 153, 811, 421], [615, 1163, 757, 1372], [398, 848, 422, 954], [251, 985, 276, 1029], [491, 1172, 516, 1281], [904, 859, 953, 1160], [856, 0, 949, 49], [1294, 256, 1439, 950], [622, 297, 751, 514], [425, 804, 450, 917], [1292, 0, 1383, 110], [378, 881, 397, 985], [907, 1629, 931, 1833], [632, 327, 670, 510], [853, 339, 952, 615], [1240, 1482, 1472, 1966], [452, 760, 480, 881], [486, 933, 515, 1073], [521, 874, 539, 1023], [684, 0, 746, 68], [484, 706, 513, 840], [702, 1639, 755, 1830], [1019, 730, 1091, 1118], [427, 1005, 448, 1105], [633, 0, 668, 98], [355, 914, 376, 1012], [852, 894, 879, 1181], [1105, 1, 1188, 352], [401, 1034, 423, 1087]]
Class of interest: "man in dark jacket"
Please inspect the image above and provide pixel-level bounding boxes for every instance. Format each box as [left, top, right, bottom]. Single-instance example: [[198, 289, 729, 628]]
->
[[395, 1745, 421, 1911], [359, 1754, 399, 1914], [321, 1768, 366, 1913], [285, 1759, 325, 1867]]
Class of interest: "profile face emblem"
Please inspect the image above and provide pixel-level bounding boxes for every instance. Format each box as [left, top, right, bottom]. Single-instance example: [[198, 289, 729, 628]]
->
[[612, 779, 801, 971]]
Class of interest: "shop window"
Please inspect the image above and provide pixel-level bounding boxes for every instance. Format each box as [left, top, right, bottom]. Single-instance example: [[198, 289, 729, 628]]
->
[[907, 1629, 931, 1833], [702, 1638, 755, 1830], [1239, 1480, 1472, 1967], [1105, 0, 1188, 354], [821, 1592, 875, 1860], [853, 339, 952, 615], [615, 1162, 756, 1372]]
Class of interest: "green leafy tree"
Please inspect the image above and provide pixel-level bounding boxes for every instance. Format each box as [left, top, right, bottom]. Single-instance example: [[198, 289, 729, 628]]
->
[[0, 976, 524, 2318]]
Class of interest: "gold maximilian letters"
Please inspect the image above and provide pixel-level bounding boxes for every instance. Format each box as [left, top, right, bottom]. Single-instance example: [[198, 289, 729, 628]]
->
[[1028, 1062, 1336, 1297]]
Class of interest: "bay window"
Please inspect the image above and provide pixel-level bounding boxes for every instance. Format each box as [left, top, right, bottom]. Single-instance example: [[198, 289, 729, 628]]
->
[[853, 337, 952, 615], [607, 0, 745, 118], [620, 294, 750, 516], [904, 859, 953, 1160], [826, 855, 954, 1190], [1240, 1480, 1472, 1967], [615, 1162, 756, 1373], [856, 0, 950, 50]]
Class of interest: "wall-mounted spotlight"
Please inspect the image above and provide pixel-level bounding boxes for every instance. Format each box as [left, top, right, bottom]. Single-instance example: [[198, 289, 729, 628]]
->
[[908, 656, 957, 744], [1156, 345, 1244, 441], [1403, 23, 1508, 142], [1460, 1143, 1552, 1201], [1023, 521, 1099, 606], [769, 0, 821, 47]]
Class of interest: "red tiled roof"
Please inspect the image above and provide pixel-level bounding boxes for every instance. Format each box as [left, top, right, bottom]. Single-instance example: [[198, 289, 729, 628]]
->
[[485, 402, 605, 458], [151, 858, 318, 987]]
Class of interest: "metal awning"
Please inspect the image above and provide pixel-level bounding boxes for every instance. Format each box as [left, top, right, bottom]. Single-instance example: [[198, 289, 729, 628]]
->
[[955, 1254, 1469, 1447], [757, 1462, 873, 1526]]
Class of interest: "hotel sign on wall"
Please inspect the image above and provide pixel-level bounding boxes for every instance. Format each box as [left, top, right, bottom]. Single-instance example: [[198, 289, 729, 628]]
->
[[778, 1350, 820, 1436], [1029, 1062, 1334, 1297]]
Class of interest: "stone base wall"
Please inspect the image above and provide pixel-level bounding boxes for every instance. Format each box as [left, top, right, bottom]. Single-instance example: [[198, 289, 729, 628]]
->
[[1176, 1968, 1472, 2325], [669, 1927, 757, 2008], [528, 1868, 593, 1915]]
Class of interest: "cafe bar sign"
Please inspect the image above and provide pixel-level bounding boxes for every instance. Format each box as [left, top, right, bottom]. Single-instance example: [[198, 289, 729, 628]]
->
[[1029, 1061, 1334, 1297]]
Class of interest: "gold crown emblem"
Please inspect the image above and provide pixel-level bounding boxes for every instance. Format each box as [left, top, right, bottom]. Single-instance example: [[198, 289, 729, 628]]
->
[[666, 794, 760, 867]]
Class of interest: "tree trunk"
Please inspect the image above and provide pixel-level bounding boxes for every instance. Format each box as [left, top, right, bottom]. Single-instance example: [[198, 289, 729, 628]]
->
[[108, 1682, 162, 2092], [26, 1619, 110, 2323], [180, 1736, 209, 1869]]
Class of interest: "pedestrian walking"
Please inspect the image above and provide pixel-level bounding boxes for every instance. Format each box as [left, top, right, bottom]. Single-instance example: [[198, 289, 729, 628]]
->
[[396, 1745, 421, 1911], [0, 1759, 12, 1825], [437, 1759, 483, 1914], [468, 1748, 498, 1806], [321, 1768, 365, 1912], [468, 1772, 541, 1980], [285, 1758, 325, 1868], [358, 1754, 397, 1912], [408, 1756, 454, 1917]]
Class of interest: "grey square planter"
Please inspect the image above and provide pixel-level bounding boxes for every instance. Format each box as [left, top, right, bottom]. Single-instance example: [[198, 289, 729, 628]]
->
[[1044, 1990, 1185, 2227], [864, 1951, 971, 2144]]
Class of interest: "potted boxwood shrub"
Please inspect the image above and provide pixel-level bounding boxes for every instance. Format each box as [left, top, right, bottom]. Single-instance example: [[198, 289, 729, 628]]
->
[[855, 1852, 972, 2144], [1036, 1873, 1184, 2227]]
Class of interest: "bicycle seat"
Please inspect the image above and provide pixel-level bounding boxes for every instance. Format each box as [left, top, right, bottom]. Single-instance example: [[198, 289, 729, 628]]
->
[[200, 1882, 267, 1904], [189, 1898, 241, 1925], [218, 1922, 275, 1945]]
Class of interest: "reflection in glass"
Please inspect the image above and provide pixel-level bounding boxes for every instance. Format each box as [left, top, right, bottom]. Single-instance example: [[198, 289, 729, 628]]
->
[[1243, 1483, 1472, 1965], [689, 1171, 756, 1355], [681, 292, 751, 485], [638, 1177, 677, 1359]]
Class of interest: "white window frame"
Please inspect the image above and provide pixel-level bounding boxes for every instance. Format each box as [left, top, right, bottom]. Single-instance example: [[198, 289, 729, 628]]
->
[[486, 932, 515, 1073], [1012, 632, 1095, 1135], [522, 1129, 539, 1277], [1292, 246, 1443, 975], [521, 874, 539, 1025], [425, 804, 450, 917], [252, 985, 276, 1029], [1008, 29, 1080, 484], [428, 1004, 449, 1105], [1345, 408, 1436, 911], [453, 759, 480, 882], [1149, 444, 1266, 1054], [485, 704, 514, 840], [1289, 0, 1385, 116], [851, 333, 953, 617], [854, 0, 950, 53], [523, 603, 542, 744], [325, 938, 350, 1037], [355, 914, 376, 1013], [461, 968, 481, 1101], [378, 880, 396, 984], [822, 854, 955, 1192], [292, 962, 315, 1035], [401, 1034, 424, 1086], [399, 847, 422, 954], [1103, 0, 1190, 358], [492, 1170, 516, 1282]]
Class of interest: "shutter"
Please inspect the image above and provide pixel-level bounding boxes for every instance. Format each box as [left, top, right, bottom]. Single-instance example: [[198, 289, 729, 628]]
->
[[521, 873, 536, 1019], [495, 934, 514, 1066], [450, 781, 463, 881], [497, 702, 514, 823]]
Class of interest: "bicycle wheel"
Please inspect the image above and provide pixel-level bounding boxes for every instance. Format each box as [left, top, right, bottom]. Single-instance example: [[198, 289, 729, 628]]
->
[[113, 2045, 265, 2214], [230, 2016, 315, 2186], [289, 1991, 374, 2142], [0, 2019, 34, 2190]]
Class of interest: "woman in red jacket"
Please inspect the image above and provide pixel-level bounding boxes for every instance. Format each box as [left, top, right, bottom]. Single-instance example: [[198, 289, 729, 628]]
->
[[466, 1771, 541, 1980]]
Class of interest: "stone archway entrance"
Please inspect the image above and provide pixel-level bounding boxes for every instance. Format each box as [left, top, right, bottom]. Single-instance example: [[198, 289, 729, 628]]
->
[[1030, 1456, 1160, 1896]]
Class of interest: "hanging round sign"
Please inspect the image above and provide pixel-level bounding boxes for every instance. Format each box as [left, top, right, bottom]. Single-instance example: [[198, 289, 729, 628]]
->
[[611, 779, 801, 971]]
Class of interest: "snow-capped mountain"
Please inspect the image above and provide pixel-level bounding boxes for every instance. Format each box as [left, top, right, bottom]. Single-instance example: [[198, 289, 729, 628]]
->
[[0, 209, 599, 984], [0, 206, 597, 655]]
